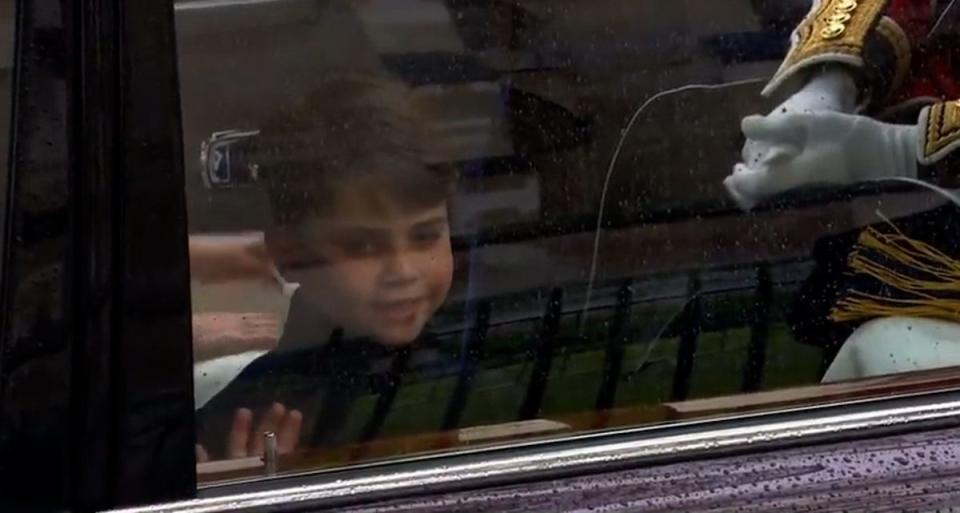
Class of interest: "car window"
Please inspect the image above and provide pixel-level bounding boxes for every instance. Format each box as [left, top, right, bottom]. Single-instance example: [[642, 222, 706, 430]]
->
[[176, 0, 960, 483]]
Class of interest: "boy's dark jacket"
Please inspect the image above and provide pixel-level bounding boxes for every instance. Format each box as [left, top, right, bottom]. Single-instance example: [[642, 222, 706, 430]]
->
[[196, 289, 437, 458]]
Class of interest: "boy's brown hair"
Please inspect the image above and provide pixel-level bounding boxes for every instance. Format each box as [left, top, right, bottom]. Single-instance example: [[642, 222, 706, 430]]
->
[[256, 74, 456, 227]]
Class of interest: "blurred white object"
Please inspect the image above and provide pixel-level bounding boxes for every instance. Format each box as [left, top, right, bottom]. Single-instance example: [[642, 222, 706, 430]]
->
[[823, 317, 960, 382], [194, 350, 266, 409], [742, 67, 859, 171], [270, 264, 300, 298], [725, 110, 919, 210]]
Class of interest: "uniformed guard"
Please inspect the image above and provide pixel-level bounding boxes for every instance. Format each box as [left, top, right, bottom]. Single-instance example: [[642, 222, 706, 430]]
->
[[724, 0, 960, 381]]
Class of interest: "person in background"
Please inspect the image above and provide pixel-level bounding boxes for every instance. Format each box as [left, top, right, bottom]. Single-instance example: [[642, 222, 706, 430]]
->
[[189, 233, 285, 362], [189, 233, 273, 286], [196, 74, 457, 461], [723, 0, 960, 381]]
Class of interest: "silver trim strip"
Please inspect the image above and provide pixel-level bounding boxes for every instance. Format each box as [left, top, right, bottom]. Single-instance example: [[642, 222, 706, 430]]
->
[[106, 398, 960, 513], [173, 0, 292, 12]]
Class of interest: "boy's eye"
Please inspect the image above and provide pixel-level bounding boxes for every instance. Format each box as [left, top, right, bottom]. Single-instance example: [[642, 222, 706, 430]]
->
[[409, 228, 443, 246], [338, 238, 380, 257], [275, 239, 330, 269]]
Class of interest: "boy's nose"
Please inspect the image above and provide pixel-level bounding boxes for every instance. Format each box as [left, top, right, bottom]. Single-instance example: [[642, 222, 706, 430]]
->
[[380, 250, 419, 286]]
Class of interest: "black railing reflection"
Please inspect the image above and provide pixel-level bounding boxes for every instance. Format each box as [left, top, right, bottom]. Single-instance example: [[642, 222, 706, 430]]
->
[[671, 273, 703, 402], [519, 288, 564, 420], [743, 263, 772, 392], [360, 259, 804, 441], [442, 301, 492, 430], [594, 280, 633, 411]]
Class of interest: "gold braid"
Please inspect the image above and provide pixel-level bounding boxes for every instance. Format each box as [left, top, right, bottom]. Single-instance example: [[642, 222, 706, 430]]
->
[[832, 222, 960, 322]]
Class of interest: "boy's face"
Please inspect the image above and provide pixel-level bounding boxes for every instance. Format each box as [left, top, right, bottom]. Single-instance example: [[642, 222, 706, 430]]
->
[[273, 185, 453, 346]]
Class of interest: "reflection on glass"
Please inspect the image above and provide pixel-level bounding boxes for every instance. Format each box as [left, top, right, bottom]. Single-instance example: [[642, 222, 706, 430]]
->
[[0, 1, 12, 202], [194, 75, 456, 461], [175, 0, 960, 482]]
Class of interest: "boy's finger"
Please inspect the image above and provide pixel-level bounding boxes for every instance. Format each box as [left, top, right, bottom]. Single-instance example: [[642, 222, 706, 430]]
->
[[227, 408, 253, 459], [196, 444, 210, 463], [252, 403, 286, 455], [259, 402, 286, 433], [277, 410, 303, 454]]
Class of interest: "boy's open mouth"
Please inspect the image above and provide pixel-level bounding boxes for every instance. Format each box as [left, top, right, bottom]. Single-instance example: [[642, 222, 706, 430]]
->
[[372, 297, 426, 322]]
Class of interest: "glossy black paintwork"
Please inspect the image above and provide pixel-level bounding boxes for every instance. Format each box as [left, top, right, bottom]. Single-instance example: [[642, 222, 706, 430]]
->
[[0, 0, 195, 510]]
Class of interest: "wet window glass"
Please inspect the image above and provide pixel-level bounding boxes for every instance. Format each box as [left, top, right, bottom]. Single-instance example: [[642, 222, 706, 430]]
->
[[176, 0, 960, 483]]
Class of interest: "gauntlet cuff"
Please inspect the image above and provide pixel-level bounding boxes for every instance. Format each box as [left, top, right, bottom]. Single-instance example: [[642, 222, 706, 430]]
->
[[917, 100, 960, 182], [764, 0, 909, 108], [919, 100, 960, 163]]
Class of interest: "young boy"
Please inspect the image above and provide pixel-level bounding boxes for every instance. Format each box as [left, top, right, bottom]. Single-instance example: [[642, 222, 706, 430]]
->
[[196, 74, 456, 461]]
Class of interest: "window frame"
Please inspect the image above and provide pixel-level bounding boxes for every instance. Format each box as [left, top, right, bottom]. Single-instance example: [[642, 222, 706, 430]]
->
[[0, 0, 195, 509], [116, 389, 960, 512]]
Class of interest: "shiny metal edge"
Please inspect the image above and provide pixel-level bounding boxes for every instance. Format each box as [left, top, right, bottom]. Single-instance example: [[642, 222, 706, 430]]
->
[[173, 0, 291, 12], [106, 397, 960, 513], [198, 386, 958, 492]]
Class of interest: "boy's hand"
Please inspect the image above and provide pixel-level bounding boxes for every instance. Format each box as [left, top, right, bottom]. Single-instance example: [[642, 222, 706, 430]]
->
[[193, 312, 280, 361], [196, 403, 303, 462], [226, 403, 303, 460]]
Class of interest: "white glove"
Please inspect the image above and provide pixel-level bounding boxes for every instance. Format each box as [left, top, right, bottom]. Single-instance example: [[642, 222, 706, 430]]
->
[[743, 67, 858, 169], [724, 111, 919, 210]]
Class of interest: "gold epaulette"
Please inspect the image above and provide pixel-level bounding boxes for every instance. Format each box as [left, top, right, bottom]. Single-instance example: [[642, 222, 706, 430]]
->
[[919, 99, 960, 165], [763, 0, 909, 105], [831, 223, 960, 324]]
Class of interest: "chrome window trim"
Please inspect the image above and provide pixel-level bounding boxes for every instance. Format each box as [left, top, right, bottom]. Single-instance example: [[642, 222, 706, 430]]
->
[[173, 0, 293, 11], [108, 388, 960, 513]]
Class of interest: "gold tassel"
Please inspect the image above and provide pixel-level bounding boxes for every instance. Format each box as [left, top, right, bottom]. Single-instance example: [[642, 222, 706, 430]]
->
[[830, 222, 960, 323]]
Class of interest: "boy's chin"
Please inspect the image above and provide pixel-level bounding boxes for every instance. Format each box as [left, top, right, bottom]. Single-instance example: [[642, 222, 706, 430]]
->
[[370, 324, 424, 347]]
